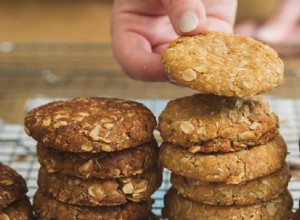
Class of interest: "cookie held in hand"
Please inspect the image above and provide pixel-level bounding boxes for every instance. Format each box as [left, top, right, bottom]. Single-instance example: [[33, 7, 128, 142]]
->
[[162, 31, 283, 97]]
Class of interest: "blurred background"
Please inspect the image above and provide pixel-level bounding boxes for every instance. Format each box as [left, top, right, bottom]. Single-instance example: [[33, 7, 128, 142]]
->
[[0, 0, 299, 123]]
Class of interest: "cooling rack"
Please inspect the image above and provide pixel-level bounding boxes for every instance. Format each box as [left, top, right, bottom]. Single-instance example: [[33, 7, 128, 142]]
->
[[0, 98, 299, 217]]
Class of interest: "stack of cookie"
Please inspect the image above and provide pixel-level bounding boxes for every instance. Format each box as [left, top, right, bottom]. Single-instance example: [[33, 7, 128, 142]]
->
[[24, 97, 162, 219], [158, 32, 293, 219], [295, 199, 300, 219], [0, 162, 33, 219], [294, 140, 300, 220]]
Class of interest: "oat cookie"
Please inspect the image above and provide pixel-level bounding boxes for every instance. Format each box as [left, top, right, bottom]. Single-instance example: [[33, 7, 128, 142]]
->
[[37, 140, 159, 179], [25, 97, 156, 153], [159, 135, 287, 184], [294, 207, 300, 220], [143, 212, 159, 220], [172, 163, 290, 206], [163, 188, 293, 220], [38, 165, 162, 206], [0, 197, 33, 220], [33, 190, 152, 220], [162, 31, 284, 97], [0, 162, 28, 209], [158, 94, 279, 153]]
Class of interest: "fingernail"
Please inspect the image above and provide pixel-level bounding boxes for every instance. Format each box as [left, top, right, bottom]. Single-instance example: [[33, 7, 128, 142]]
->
[[167, 75, 177, 83], [179, 11, 199, 33], [167, 75, 184, 87], [256, 28, 281, 43]]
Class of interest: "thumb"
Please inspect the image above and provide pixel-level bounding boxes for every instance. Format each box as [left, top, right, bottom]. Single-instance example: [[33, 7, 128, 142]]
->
[[161, 0, 206, 35]]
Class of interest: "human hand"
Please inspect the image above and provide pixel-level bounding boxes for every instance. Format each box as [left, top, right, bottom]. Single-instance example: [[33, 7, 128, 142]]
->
[[235, 0, 300, 44], [111, 0, 237, 82]]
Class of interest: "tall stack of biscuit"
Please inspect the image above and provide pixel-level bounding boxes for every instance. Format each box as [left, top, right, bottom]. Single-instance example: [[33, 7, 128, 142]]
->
[[24, 97, 162, 220], [158, 32, 294, 219], [0, 162, 33, 219]]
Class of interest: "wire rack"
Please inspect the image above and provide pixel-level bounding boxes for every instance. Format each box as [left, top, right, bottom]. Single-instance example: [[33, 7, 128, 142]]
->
[[0, 98, 300, 217]]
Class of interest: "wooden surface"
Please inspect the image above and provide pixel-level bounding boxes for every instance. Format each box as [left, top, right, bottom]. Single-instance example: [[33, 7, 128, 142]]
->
[[0, 42, 299, 124], [0, 0, 112, 43]]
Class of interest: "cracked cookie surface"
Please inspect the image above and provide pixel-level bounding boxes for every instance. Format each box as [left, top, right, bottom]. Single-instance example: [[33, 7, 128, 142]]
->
[[162, 31, 283, 97], [0, 162, 28, 209], [37, 140, 159, 179], [33, 190, 152, 220], [171, 163, 290, 205], [25, 97, 156, 153], [163, 188, 293, 220], [38, 165, 162, 206], [159, 135, 287, 183], [158, 94, 279, 153], [0, 197, 33, 220]]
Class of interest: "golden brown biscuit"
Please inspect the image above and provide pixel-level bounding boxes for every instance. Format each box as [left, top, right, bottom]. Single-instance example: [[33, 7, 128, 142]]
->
[[162, 31, 284, 97], [0, 162, 28, 208], [25, 97, 156, 153], [37, 140, 158, 179], [294, 208, 300, 220], [163, 188, 293, 220], [159, 135, 287, 184], [33, 190, 152, 220], [143, 212, 159, 220], [158, 94, 279, 153], [38, 165, 162, 206], [0, 197, 33, 220], [171, 163, 290, 205]]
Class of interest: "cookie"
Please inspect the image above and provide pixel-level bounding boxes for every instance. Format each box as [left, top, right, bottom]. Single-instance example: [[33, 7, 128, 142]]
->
[[37, 165, 162, 206], [0, 197, 33, 220], [37, 140, 158, 179], [159, 135, 287, 184], [158, 94, 279, 153], [294, 208, 300, 220], [0, 162, 28, 208], [171, 163, 290, 206], [143, 212, 159, 220], [162, 31, 284, 97], [33, 190, 152, 220], [25, 97, 156, 153], [163, 188, 293, 220]]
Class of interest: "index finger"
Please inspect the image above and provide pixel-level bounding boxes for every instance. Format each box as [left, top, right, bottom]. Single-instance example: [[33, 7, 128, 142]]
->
[[203, 0, 237, 33]]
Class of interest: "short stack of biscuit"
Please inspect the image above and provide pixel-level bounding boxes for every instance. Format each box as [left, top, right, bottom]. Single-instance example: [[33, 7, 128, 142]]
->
[[0, 162, 33, 219], [159, 32, 294, 219], [24, 97, 162, 220]]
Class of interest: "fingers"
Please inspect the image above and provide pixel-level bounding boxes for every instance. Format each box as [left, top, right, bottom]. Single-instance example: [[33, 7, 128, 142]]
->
[[234, 20, 259, 37], [160, 0, 237, 34], [160, 0, 206, 35], [111, 0, 238, 82], [111, 2, 174, 82], [256, 0, 300, 43], [203, 0, 237, 33], [112, 31, 168, 82], [287, 27, 300, 44]]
